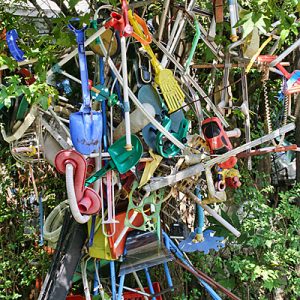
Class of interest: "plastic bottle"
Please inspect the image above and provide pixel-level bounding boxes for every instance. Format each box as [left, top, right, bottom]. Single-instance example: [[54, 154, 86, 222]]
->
[[113, 103, 155, 140]]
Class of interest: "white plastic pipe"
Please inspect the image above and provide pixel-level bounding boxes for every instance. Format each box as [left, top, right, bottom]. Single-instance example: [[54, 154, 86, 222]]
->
[[228, 0, 238, 41], [158, 0, 171, 42], [270, 38, 300, 67], [120, 36, 132, 150], [66, 164, 90, 224], [161, 0, 196, 68], [113, 211, 138, 249], [43, 200, 69, 243], [226, 128, 241, 138], [186, 190, 241, 237]]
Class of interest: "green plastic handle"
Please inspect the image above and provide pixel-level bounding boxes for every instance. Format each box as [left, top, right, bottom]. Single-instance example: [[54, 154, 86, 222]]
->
[[85, 162, 114, 186], [185, 18, 201, 71]]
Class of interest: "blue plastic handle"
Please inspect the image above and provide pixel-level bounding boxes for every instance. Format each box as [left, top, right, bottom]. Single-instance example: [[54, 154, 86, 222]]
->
[[68, 21, 91, 111], [6, 29, 25, 62]]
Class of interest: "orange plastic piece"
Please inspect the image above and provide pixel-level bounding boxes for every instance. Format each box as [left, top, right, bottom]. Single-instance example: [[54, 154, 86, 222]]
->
[[106, 210, 144, 259], [130, 13, 152, 46]]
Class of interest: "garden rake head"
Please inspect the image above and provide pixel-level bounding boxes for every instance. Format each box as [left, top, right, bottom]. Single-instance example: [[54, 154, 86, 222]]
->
[[154, 67, 185, 113]]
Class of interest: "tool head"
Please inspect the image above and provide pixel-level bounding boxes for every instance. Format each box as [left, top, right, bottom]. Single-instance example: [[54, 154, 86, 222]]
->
[[108, 134, 143, 174], [69, 111, 103, 155]]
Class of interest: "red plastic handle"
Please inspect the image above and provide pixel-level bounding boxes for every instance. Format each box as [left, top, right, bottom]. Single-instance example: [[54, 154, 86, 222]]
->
[[121, 0, 133, 36], [257, 55, 291, 79]]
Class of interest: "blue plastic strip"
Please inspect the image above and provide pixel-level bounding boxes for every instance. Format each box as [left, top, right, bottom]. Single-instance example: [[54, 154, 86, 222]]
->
[[6, 29, 25, 62], [163, 231, 222, 300], [38, 193, 44, 246], [195, 188, 204, 234], [68, 22, 91, 110], [286, 70, 300, 89], [93, 260, 99, 295], [110, 261, 117, 300], [117, 274, 126, 300], [144, 267, 156, 300], [163, 262, 173, 289]]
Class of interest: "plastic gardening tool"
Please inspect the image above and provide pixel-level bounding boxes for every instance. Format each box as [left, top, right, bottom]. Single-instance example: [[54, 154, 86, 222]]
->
[[128, 10, 185, 113], [85, 134, 143, 186], [179, 189, 225, 253], [6, 29, 25, 62], [68, 20, 103, 155], [156, 116, 190, 158], [105, 2, 133, 151]]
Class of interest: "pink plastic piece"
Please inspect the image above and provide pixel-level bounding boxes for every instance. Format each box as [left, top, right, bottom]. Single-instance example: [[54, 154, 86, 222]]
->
[[55, 149, 101, 215], [215, 180, 226, 191]]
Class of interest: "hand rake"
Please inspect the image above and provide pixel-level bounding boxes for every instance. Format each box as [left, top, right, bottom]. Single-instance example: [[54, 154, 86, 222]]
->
[[128, 10, 185, 113]]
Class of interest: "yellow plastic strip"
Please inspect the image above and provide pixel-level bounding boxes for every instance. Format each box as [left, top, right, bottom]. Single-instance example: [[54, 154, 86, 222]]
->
[[245, 35, 273, 74]]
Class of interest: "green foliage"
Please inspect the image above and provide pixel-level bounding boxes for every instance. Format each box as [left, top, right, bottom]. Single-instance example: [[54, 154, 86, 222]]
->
[[189, 175, 300, 299], [0, 149, 49, 299], [237, 0, 299, 42]]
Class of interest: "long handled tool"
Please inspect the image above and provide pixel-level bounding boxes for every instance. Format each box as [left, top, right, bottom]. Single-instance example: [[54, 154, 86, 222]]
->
[[105, 0, 133, 150], [128, 10, 185, 113], [96, 30, 186, 150], [68, 20, 103, 155], [85, 134, 143, 186]]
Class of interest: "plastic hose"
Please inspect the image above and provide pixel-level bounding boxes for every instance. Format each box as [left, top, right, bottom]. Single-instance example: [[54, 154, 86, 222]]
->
[[66, 164, 90, 224], [43, 200, 69, 244]]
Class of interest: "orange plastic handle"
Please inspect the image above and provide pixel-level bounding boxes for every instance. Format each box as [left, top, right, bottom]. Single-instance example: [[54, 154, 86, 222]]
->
[[130, 13, 152, 45]]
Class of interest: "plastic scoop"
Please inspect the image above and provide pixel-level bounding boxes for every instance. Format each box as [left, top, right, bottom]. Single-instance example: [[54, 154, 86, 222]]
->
[[85, 134, 143, 186], [68, 20, 103, 155]]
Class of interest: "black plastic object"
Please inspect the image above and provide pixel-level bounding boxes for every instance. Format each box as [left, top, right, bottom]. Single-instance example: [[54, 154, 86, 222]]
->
[[37, 210, 87, 300]]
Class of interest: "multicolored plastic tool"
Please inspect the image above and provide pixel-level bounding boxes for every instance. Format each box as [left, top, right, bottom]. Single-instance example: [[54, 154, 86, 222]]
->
[[128, 10, 185, 113]]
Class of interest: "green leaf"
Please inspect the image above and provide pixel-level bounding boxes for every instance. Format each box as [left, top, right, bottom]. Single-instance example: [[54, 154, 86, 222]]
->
[[242, 18, 255, 38], [69, 0, 80, 9], [280, 29, 290, 41]]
